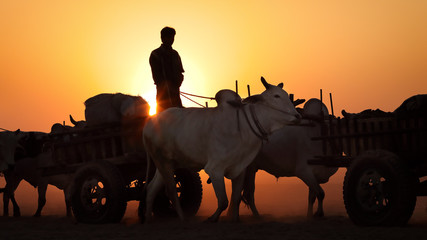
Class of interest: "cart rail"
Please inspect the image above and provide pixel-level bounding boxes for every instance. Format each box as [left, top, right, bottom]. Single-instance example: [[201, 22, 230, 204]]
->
[[309, 116, 427, 169], [42, 117, 148, 176]]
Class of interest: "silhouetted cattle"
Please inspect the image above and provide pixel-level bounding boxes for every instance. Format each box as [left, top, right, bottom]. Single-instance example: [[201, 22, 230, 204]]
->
[[1, 120, 86, 217], [1, 150, 74, 217], [239, 99, 338, 218], [394, 94, 427, 118]]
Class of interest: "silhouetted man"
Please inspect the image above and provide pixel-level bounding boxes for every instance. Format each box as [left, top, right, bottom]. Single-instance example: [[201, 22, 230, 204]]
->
[[150, 27, 184, 113]]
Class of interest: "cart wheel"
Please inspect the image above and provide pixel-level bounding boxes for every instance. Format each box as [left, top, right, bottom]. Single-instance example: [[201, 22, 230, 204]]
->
[[343, 150, 418, 226], [71, 161, 127, 224], [150, 168, 203, 218]]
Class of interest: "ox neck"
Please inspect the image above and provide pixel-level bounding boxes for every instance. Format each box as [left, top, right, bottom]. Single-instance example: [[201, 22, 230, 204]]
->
[[241, 104, 269, 141]]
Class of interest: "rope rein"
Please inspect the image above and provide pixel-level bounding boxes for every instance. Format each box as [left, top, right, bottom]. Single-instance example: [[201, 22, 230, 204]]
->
[[179, 91, 215, 108], [180, 93, 206, 108], [180, 91, 215, 100]]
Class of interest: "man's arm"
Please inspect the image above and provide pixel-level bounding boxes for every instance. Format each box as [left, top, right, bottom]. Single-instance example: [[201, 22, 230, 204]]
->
[[149, 52, 164, 85], [175, 52, 184, 87]]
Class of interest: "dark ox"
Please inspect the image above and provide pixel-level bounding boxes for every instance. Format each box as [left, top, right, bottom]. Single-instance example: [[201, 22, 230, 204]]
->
[[238, 99, 338, 218], [1, 118, 85, 217]]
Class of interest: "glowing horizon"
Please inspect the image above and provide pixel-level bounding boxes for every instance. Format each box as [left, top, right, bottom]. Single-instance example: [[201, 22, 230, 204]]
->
[[2, 1, 426, 132], [1, 0, 426, 219]]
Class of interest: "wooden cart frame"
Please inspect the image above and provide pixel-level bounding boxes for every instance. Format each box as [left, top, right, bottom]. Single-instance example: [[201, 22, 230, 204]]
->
[[309, 115, 427, 226], [42, 118, 202, 224]]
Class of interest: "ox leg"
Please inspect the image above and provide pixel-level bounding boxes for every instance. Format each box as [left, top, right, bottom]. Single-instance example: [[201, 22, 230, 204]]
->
[[162, 168, 185, 221], [64, 189, 72, 217], [34, 184, 47, 217], [228, 171, 246, 222], [10, 195, 20, 217], [298, 170, 324, 218], [145, 170, 165, 223], [308, 189, 316, 217], [241, 167, 260, 218], [207, 173, 228, 222], [3, 190, 10, 217], [313, 187, 324, 218], [3, 175, 22, 217], [3, 188, 11, 217]]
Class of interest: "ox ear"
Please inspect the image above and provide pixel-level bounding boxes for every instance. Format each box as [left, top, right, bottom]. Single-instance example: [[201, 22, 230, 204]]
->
[[278, 83, 283, 89], [261, 77, 270, 89]]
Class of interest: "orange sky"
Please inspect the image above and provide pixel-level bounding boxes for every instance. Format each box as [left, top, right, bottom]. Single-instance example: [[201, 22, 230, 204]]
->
[[1, 1, 427, 217], [1, 0, 426, 132]]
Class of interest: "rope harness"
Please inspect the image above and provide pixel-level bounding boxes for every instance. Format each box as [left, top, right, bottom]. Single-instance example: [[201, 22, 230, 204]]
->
[[241, 105, 269, 141], [178, 91, 302, 142]]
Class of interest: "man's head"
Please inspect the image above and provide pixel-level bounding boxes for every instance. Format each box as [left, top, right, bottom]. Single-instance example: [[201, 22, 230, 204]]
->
[[161, 27, 176, 46]]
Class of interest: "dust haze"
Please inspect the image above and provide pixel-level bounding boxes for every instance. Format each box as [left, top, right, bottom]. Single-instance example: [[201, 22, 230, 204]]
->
[[2, 169, 427, 240], [3, 169, 427, 222]]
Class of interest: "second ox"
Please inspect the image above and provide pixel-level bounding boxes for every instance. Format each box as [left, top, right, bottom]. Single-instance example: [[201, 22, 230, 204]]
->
[[237, 98, 339, 218], [142, 77, 301, 222]]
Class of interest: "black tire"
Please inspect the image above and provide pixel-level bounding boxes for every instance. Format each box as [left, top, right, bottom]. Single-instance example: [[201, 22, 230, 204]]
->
[[343, 150, 418, 226], [150, 168, 203, 218], [71, 161, 127, 224]]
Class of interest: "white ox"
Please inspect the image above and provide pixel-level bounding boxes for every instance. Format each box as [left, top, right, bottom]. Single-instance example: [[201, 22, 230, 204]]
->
[[238, 99, 338, 217], [143, 77, 301, 222], [84, 93, 149, 126]]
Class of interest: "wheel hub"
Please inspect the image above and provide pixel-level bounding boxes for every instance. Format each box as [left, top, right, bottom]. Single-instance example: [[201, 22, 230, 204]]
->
[[80, 177, 107, 211], [356, 169, 389, 212]]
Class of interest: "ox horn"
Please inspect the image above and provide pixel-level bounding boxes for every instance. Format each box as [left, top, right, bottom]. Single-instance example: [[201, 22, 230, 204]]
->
[[261, 76, 270, 89], [69, 115, 78, 126]]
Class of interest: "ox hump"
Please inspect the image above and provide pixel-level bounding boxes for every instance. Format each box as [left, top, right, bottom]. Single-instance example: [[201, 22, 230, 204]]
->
[[215, 90, 242, 108]]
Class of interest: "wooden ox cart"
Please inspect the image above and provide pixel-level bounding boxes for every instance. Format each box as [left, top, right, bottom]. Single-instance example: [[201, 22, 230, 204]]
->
[[309, 113, 427, 226], [42, 117, 203, 224]]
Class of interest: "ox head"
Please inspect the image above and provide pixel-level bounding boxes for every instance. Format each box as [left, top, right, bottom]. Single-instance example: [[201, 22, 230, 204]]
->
[[0, 129, 23, 172], [70, 115, 87, 128], [244, 77, 301, 132]]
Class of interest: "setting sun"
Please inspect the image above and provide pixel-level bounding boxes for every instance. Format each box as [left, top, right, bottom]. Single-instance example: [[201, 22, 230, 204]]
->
[[141, 89, 157, 116]]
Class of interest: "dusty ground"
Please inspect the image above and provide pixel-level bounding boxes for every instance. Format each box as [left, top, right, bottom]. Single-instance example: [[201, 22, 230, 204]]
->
[[1, 170, 427, 240], [1, 213, 427, 240]]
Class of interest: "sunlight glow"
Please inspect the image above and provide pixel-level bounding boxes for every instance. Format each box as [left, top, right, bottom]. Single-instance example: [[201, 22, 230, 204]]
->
[[141, 89, 157, 116]]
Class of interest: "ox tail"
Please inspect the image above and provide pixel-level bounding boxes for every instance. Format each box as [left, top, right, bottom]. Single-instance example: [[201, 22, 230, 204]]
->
[[144, 151, 152, 187], [241, 187, 250, 208], [142, 151, 156, 196], [241, 167, 257, 209]]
